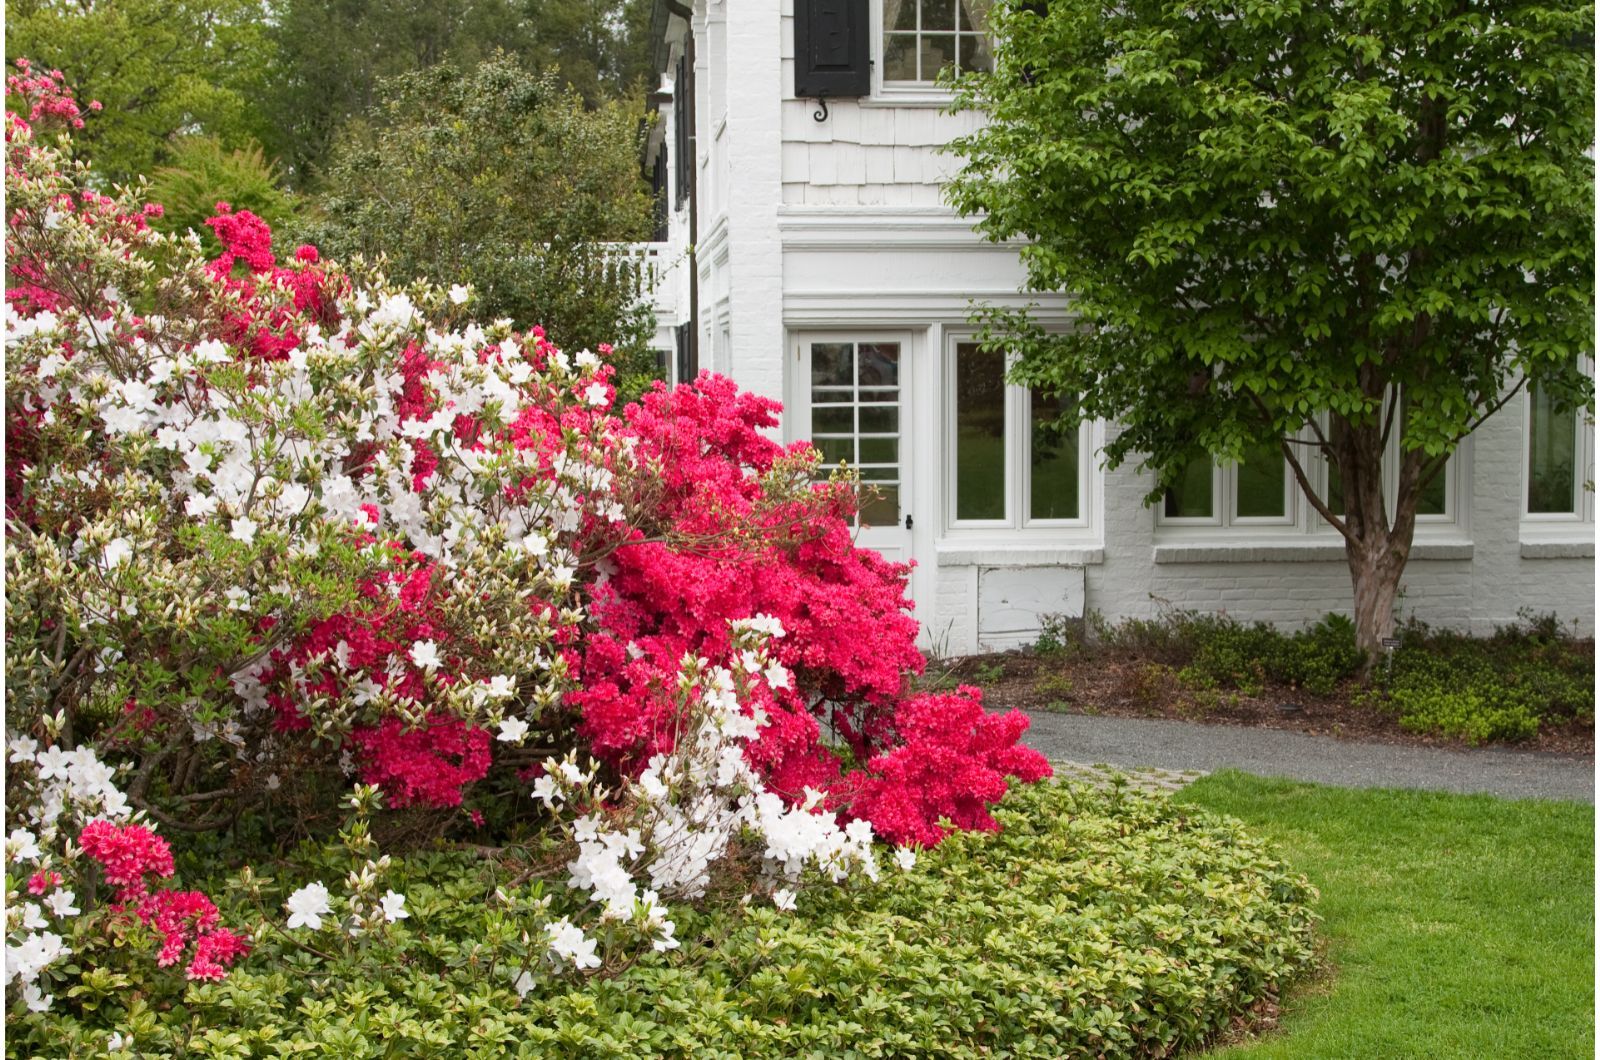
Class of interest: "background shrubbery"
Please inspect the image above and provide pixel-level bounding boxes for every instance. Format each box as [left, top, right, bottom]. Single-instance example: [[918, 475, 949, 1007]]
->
[[1033, 609, 1593, 743]]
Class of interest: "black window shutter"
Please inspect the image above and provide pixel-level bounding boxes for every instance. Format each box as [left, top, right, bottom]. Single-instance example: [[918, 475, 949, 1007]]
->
[[794, 0, 870, 98], [673, 55, 691, 208]]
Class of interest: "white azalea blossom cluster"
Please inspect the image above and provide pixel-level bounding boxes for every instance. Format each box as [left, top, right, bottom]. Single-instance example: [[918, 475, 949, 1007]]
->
[[526, 617, 883, 975], [5, 111, 644, 820], [4, 731, 136, 1013], [281, 788, 409, 938]]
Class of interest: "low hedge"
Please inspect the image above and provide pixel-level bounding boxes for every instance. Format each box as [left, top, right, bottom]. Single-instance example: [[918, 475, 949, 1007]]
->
[[18, 781, 1317, 1059]]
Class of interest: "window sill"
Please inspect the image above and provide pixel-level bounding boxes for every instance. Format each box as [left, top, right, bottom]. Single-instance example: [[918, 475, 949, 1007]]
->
[[1152, 540, 1474, 564], [934, 542, 1105, 567], [1519, 538, 1595, 560], [863, 89, 959, 108]]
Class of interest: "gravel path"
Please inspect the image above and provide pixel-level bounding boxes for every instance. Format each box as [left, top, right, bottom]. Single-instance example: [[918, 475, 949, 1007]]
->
[[1024, 711, 1595, 803]]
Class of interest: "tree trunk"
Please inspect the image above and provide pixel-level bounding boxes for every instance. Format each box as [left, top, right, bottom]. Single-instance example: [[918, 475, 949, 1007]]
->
[[1346, 537, 1407, 662], [1330, 398, 1419, 673]]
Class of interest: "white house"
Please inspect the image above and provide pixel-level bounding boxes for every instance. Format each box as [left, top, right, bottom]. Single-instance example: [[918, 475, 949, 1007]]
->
[[639, 0, 1596, 655]]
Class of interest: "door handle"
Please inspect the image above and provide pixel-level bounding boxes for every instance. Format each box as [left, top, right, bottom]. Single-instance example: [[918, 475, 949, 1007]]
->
[[904, 514, 914, 530]]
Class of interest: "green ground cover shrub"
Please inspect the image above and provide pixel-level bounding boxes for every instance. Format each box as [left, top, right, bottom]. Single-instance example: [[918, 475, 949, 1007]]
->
[[1373, 614, 1594, 743], [17, 781, 1317, 1059], [1033, 609, 1591, 742]]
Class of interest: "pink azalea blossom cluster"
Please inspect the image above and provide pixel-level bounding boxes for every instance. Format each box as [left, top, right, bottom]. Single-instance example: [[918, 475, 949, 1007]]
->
[[5, 740, 249, 1012], [75, 822, 249, 983], [4, 60, 95, 132]]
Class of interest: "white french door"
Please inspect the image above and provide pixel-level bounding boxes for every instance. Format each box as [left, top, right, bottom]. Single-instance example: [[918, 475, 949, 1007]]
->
[[792, 333, 914, 565]]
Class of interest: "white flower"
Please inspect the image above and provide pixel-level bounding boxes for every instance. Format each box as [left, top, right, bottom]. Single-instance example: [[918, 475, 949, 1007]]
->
[[448, 284, 471, 306], [229, 517, 258, 544], [107, 1032, 131, 1052], [22, 981, 51, 1012], [531, 775, 562, 807], [185, 492, 219, 518], [574, 349, 601, 370], [771, 888, 797, 912], [8, 736, 38, 764], [893, 848, 917, 871], [34, 745, 72, 782], [764, 662, 791, 690], [481, 675, 517, 701], [101, 538, 133, 568], [21, 904, 48, 931], [521, 534, 550, 558], [582, 381, 610, 407], [191, 339, 230, 363], [370, 293, 419, 331], [545, 917, 601, 970], [224, 586, 252, 611], [266, 774, 281, 791], [7, 829, 42, 864], [43, 889, 79, 918], [513, 969, 537, 997], [497, 717, 530, 744], [408, 640, 443, 670], [378, 890, 409, 923], [285, 882, 332, 930]]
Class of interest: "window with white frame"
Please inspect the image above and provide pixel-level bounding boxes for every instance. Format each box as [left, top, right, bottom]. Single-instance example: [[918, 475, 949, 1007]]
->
[[882, 0, 994, 84], [1525, 378, 1594, 524], [1158, 413, 1462, 534], [948, 340, 1089, 529], [1160, 441, 1294, 527]]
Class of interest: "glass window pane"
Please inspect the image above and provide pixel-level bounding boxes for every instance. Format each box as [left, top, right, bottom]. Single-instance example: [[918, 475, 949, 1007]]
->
[[858, 343, 900, 387], [891, 0, 918, 30], [884, 35, 918, 80], [957, 33, 992, 74], [1325, 460, 1343, 517], [810, 343, 852, 388], [1417, 466, 1448, 516], [920, 34, 956, 78], [1528, 385, 1579, 514], [955, 343, 1007, 520], [859, 406, 899, 434], [860, 485, 899, 526], [811, 406, 853, 434], [859, 437, 897, 464], [1235, 442, 1286, 518], [1163, 455, 1214, 518], [1029, 389, 1078, 520], [814, 437, 853, 465], [920, 0, 955, 31]]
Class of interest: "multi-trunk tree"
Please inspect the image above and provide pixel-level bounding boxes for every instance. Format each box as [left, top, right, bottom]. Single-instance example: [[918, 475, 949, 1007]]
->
[[950, 0, 1594, 661]]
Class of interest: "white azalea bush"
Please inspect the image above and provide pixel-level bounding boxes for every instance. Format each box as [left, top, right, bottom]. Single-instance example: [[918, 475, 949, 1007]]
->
[[6, 74, 631, 831]]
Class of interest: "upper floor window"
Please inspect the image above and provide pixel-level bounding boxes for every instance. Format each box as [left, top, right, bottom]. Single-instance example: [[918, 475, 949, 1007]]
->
[[949, 340, 1089, 529], [882, 0, 993, 83]]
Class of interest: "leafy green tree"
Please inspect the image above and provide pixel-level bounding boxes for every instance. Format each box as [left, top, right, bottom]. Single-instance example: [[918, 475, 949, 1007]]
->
[[263, 0, 654, 185], [5, 0, 276, 184], [949, 0, 1594, 660], [299, 56, 660, 391], [146, 136, 301, 246]]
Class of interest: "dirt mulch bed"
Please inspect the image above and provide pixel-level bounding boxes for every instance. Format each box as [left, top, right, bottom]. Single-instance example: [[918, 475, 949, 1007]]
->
[[932, 650, 1596, 759]]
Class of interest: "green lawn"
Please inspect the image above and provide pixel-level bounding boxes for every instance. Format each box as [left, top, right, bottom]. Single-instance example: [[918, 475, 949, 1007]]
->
[[1175, 772, 1595, 1059]]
